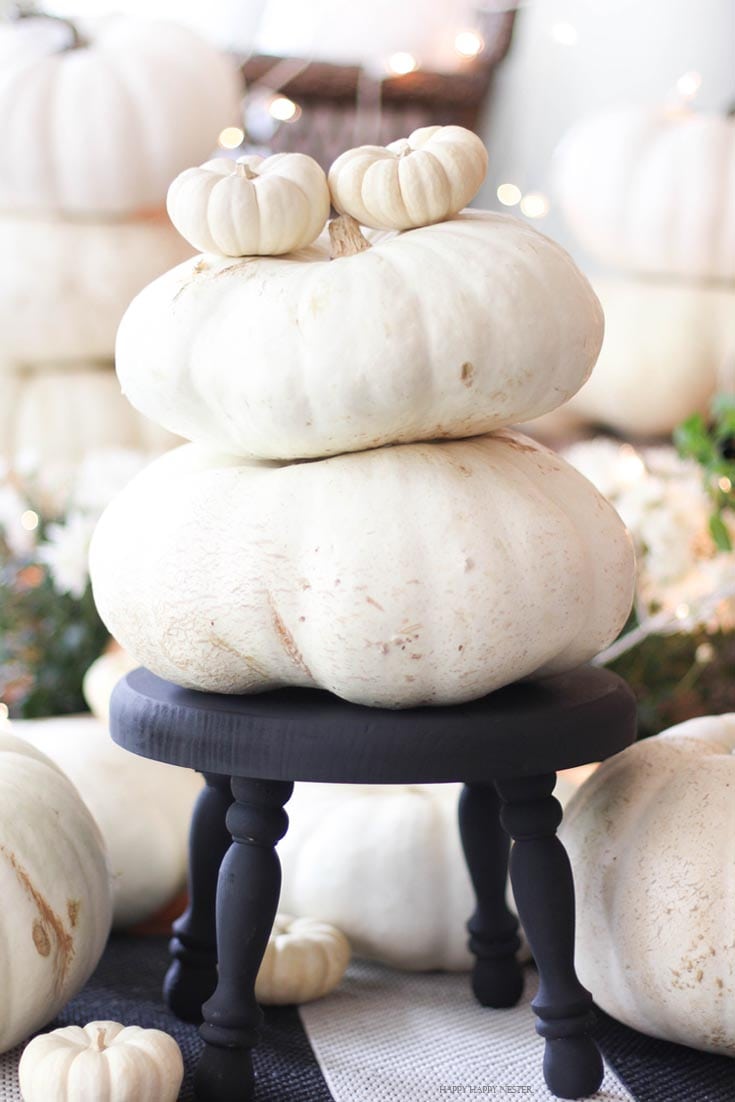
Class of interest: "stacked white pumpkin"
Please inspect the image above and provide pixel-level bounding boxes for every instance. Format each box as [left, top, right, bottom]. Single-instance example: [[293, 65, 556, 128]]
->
[[546, 107, 735, 437], [0, 12, 241, 486], [89, 125, 635, 709]]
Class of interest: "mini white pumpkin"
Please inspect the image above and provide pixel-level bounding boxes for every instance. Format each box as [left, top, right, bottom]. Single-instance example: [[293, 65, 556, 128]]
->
[[16, 716, 202, 929], [0, 16, 241, 216], [167, 154, 331, 256], [279, 772, 591, 971], [19, 1021, 183, 1102], [255, 915, 351, 1005], [116, 211, 603, 459], [89, 432, 634, 709], [531, 277, 735, 438], [328, 125, 488, 230], [0, 731, 112, 1054], [83, 645, 140, 726], [0, 212, 192, 365], [560, 714, 735, 1055], [0, 364, 176, 483], [554, 107, 735, 282]]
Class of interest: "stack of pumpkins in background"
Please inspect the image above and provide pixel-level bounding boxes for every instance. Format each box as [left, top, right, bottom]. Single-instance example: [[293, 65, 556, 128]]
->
[[539, 105, 735, 438], [0, 12, 242, 492], [88, 126, 635, 961]]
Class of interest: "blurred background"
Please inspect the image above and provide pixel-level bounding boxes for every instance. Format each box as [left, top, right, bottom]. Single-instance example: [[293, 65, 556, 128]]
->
[[2, 0, 735, 736]]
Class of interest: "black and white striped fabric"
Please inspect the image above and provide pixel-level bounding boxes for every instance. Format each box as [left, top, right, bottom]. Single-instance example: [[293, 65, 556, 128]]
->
[[1, 937, 732, 1101]]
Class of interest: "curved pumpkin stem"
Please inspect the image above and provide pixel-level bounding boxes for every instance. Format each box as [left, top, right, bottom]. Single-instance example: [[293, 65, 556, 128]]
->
[[11, 6, 87, 51], [329, 215, 371, 259]]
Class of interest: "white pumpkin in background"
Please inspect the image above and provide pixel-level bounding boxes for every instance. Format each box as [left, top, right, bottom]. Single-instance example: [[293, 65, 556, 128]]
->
[[255, 915, 351, 1004], [554, 107, 735, 282], [531, 278, 735, 438], [0, 365, 176, 478], [279, 772, 590, 970], [328, 126, 488, 230], [83, 645, 140, 726], [0, 16, 241, 216], [16, 716, 202, 928], [0, 213, 192, 365], [167, 154, 330, 256], [0, 731, 111, 1053], [116, 211, 603, 459], [19, 1021, 184, 1102], [89, 432, 634, 708], [561, 715, 735, 1055]]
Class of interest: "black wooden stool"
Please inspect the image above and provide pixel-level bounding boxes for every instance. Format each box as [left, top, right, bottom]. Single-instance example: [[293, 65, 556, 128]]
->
[[110, 665, 636, 1102]]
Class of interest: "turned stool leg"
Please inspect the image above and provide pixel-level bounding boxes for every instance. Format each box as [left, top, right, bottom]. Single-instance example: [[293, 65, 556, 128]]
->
[[165, 772, 233, 1022], [195, 777, 293, 1102], [495, 773, 603, 1101], [459, 783, 523, 1008]]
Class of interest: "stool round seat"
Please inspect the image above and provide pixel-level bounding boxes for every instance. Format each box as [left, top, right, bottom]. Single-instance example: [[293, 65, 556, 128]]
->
[[110, 665, 635, 784], [110, 663, 637, 1102]]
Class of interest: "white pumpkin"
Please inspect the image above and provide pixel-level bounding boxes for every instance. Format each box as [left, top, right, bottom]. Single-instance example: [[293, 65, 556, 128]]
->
[[19, 1021, 183, 1102], [0, 731, 111, 1054], [83, 645, 140, 726], [0, 212, 192, 365], [255, 915, 351, 1005], [553, 107, 735, 281], [0, 16, 241, 216], [167, 153, 330, 256], [89, 432, 634, 709], [560, 715, 735, 1055], [279, 772, 591, 971], [0, 364, 177, 480], [328, 125, 488, 230], [15, 716, 202, 929], [531, 277, 735, 438], [116, 211, 603, 460]]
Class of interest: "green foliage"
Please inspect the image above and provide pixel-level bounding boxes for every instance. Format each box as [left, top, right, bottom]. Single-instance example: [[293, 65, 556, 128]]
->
[[675, 395, 735, 551], [0, 516, 107, 719]]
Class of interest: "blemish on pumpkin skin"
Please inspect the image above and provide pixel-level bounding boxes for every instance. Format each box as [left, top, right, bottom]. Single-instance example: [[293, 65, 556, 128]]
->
[[0, 846, 75, 994], [366, 597, 384, 612], [268, 596, 312, 679], [460, 362, 475, 387], [67, 900, 80, 928]]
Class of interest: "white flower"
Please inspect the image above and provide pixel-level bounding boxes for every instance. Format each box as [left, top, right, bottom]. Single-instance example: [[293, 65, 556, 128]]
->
[[0, 481, 36, 557], [37, 512, 98, 598]]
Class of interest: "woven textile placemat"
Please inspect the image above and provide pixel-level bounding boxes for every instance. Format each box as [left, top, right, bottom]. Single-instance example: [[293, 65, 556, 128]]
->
[[1, 936, 732, 1101]]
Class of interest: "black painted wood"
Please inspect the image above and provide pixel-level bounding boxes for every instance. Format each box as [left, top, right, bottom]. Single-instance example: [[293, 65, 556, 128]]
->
[[459, 783, 523, 1009], [496, 774, 603, 1100], [164, 773, 232, 1024], [110, 665, 635, 782], [196, 778, 293, 1102], [108, 666, 637, 1102]]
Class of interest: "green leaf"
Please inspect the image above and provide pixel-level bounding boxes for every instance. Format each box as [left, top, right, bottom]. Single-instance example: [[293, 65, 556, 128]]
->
[[709, 511, 732, 552], [674, 412, 714, 465]]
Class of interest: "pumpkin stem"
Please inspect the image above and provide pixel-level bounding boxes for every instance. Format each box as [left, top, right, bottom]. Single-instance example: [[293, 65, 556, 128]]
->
[[329, 215, 371, 259], [93, 1028, 107, 1052], [236, 162, 258, 180], [11, 7, 87, 49]]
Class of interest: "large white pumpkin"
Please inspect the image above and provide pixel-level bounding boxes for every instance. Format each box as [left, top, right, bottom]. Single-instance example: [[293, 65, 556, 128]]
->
[[0, 364, 176, 478], [115, 211, 603, 460], [554, 107, 735, 282], [0, 730, 111, 1053], [89, 432, 634, 708], [15, 716, 201, 929], [560, 715, 735, 1055], [532, 277, 735, 438], [280, 772, 589, 971], [0, 16, 241, 216], [0, 212, 192, 365]]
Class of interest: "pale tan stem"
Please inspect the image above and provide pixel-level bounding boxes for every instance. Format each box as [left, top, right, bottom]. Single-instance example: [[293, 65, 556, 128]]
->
[[93, 1029, 107, 1052], [236, 162, 258, 180], [329, 215, 371, 259]]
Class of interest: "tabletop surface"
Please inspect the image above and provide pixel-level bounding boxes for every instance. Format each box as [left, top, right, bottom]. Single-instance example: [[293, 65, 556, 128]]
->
[[110, 666, 637, 784]]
